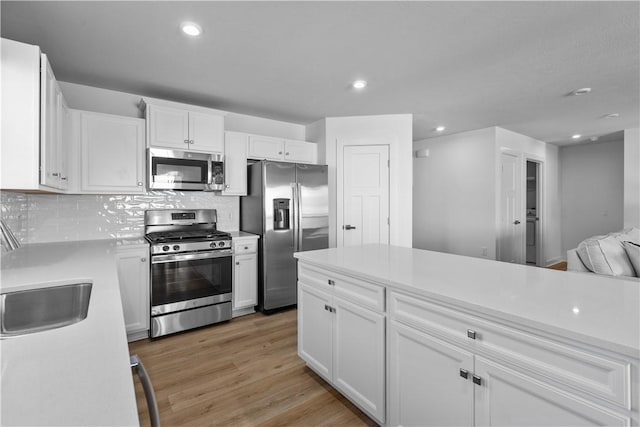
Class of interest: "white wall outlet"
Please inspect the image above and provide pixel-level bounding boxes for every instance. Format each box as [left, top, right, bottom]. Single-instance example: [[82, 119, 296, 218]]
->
[[481, 247, 488, 257]]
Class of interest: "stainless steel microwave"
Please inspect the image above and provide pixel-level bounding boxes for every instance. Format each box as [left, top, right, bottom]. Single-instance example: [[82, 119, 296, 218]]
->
[[148, 148, 224, 191]]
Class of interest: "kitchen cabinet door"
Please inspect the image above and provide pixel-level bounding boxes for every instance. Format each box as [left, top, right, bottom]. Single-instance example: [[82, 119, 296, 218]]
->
[[188, 111, 224, 153], [80, 111, 145, 193], [284, 140, 317, 164], [247, 135, 284, 161], [298, 283, 333, 381], [233, 253, 257, 310], [40, 54, 66, 189], [389, 320, 474, 427], [116, 246, 150, 342], [147, 104, 190, 150], [222, 132, 248, 196], [473, 356, 629, 427], [333, 296, 385, 423]]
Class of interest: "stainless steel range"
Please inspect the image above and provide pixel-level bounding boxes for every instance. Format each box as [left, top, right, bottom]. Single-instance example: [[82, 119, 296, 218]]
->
[[145, 209, 232, 338]]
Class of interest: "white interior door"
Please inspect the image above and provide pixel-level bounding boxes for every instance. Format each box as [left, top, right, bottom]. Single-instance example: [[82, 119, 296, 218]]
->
[[341, 145, 389, 247], [498, 151, 524, 263]]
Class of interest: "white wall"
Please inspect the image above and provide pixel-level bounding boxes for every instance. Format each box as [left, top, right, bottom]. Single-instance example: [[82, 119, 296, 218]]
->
[[543, 143, 562, 264], [413, 128, 497, 258], [305, 118, 327, 164], [624, 128, 640, 228], [317, 114, 413, 248], [560, 139, 624, 253]]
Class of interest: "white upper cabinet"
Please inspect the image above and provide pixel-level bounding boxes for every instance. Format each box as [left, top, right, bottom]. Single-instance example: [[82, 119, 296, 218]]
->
[[142, 99, 225, 153], [223, 132, 248, 196], [0, 39, 69, 192], [78, 111, 145, 193], [248, 135, 317, 164]]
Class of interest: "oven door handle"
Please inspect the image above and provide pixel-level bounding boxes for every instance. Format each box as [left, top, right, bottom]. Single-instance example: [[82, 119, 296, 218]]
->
[[151, 250, 232, 264]]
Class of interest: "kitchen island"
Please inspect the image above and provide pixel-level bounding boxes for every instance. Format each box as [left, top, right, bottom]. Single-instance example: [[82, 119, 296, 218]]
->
[[294, 244, 640, 426], [1, 240, 140, 426]]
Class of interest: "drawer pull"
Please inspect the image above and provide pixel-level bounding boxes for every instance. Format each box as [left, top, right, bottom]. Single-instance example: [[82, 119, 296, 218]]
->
[[467, 329, 476, 340], [459, 369, 469, 379], [244, 246, 248, 250], [472, 375, 482, 386], [328, 279, 335, 286]]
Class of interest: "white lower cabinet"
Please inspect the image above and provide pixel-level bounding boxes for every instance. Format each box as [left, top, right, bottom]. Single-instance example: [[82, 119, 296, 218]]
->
[[389, 320, 474, 427], [388, 290, 632, 427], [232, 235, 259, 317], [115, 245, 149, 342], [297, 266, 385, 424]]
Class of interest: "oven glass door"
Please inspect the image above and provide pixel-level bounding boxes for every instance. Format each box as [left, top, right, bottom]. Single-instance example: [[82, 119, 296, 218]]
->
[[151, 252, 232, 310]]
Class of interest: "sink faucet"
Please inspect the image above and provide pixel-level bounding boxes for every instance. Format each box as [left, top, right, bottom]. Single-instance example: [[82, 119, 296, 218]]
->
[[0, 219, 21, 252]]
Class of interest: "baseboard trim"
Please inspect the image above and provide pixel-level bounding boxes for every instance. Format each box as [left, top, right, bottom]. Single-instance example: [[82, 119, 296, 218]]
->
[[232, 306, 256, 318]]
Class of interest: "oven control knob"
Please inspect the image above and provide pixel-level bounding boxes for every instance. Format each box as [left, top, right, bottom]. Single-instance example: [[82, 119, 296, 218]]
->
[[162, 245, 170, 252], [219, 241, 225, 247], [210, 242, 217, 248], [173, 245, 180, 251]]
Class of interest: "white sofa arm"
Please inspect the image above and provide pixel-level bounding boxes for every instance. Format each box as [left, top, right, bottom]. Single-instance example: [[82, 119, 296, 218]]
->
[[567, 248, 590, 272]]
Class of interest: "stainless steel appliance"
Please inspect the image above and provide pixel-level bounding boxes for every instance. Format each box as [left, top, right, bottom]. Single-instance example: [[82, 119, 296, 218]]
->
[[148, 148, 224, 191], [240, 161, 328, 312], [145, 209, 232, 337]]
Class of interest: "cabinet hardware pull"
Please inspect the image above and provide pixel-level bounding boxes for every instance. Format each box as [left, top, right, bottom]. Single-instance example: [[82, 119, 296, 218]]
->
[[472, 375, 482, 386], [184, 139, 190, 144], [52, 172, 60, 177], [459, 369, 469, 379], [236, 261, 240, 265], [328, 279, 335, 286], [467, 329, 476, 340], [225, 185, 230, 188], [286, 152, 290, 155], [244, 246, 248, 250], [137, 182, 143, 186], [61, 177, 68, 181], [514, 220, 521, 225], [190, 140, 194, 144], [141, 258, 146, 262], [343, 225, 356, 230], [278, 151, 283, 155], [324, 304, 329, 311]]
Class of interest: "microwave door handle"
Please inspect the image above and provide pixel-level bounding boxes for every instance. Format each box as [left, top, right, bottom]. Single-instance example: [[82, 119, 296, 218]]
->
[[207, 160, 213, 185]]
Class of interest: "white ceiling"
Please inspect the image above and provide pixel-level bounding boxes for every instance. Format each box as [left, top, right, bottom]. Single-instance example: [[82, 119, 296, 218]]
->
[[1, 1, 638, 145]]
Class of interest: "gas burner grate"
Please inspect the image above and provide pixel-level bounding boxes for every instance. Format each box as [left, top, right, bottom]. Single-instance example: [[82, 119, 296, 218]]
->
[[145, 230, 230, 244]]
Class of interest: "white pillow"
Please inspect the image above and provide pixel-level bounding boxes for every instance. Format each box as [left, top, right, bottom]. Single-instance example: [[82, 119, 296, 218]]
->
[[577, 234, 635, 276], [621, 227, 640, 244], [623, 241, 640, 277]]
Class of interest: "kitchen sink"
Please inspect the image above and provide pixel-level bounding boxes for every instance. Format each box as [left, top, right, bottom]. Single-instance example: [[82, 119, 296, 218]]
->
[[0, 282, 92, 337]]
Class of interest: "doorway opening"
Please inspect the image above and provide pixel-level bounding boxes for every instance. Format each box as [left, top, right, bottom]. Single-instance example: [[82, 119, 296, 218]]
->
[[525, 159, 543, 266]]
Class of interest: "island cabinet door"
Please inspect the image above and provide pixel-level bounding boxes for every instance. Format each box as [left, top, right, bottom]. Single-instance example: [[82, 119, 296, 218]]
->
[[298, 283, 333, 381], [473, 356, 629, 427], [389, 320, 474, 427], [333, 296, 385, 423]]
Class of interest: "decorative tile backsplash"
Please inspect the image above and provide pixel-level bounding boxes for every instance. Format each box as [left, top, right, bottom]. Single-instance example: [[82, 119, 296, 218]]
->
[[0, 191, 239, 244]]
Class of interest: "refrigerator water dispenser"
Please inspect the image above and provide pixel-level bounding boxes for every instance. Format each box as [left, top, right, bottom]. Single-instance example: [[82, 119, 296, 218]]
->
[[273, 198, 290, 230]]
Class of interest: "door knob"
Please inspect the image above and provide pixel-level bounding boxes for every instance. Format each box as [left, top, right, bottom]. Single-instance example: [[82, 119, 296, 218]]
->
[[343, 225, 356, 230], [513, 220, 521, 225]]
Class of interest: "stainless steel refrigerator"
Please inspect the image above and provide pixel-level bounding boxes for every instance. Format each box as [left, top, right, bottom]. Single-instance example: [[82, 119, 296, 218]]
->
[[240, 161, 328, 312]]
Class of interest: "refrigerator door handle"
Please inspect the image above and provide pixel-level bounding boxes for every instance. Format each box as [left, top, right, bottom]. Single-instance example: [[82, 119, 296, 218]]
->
[[291, 182, 298, 251], [297, 182, 303, 251]]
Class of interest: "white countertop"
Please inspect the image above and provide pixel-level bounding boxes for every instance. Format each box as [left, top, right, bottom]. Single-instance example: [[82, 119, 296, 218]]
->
[[294, 245, 640, 358], [229, 231, 259, 239], [1, 240, 139, 426]]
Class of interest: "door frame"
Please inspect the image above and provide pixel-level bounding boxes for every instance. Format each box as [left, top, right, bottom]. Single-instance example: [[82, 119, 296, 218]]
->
[[337, 141, 390, 247]]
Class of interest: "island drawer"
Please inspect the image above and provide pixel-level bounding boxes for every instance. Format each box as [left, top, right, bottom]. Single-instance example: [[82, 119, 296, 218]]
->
[[298, 263, 385, 312], [233, 239, 257, 254], [389, 291, 631, 409]]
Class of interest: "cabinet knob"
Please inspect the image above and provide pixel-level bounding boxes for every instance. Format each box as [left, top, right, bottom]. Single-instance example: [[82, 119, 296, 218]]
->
[[467, 329, 476, 340], [61, 176, 68, 181], [137, 182, 143, 186], [285, 152, 290, 155], [278, 151, 283, 155], [244, 246, 248, 250], [184, 139, 190, 144], [225, 184, 230, 188], [236, 261, 240, 265], [52, 172, 60, 177], [328, 279, 335, 286], [141, 258, 146, 262], [472, 375, 482, 386], [459, 369, 469, 379], [190, 140, 195, 144]]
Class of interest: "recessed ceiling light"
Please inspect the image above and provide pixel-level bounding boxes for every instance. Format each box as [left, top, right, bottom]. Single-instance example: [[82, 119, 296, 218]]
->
[[352, 80, 367, 90], [435, 126, 446, 132], [181, 22, 202, 37], [570, 87, 591, 96], [572, 134, 582, 139], [604, 113, 620, 119]]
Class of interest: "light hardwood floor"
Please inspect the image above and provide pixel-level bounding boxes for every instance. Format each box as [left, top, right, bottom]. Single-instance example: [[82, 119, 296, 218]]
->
[[129, 309, 377, 426]]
